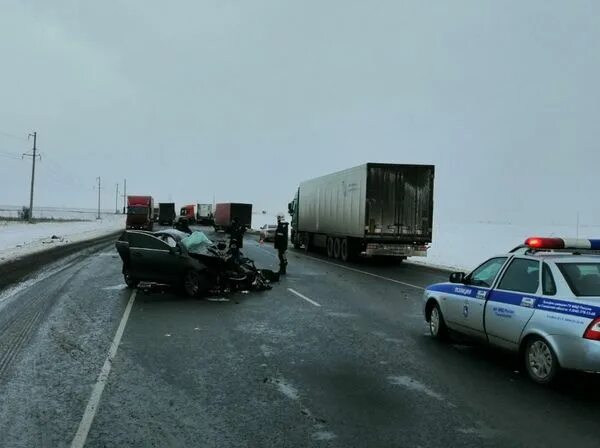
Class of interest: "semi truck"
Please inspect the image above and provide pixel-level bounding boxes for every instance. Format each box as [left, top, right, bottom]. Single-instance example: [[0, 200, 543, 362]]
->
[[214, 203, 252, 232], [196, 203, 214, 225], [126, 195, 154, 230], [180, 204, 197, 223], [288, 163, 435, 261], [158, 202, 176, 225]]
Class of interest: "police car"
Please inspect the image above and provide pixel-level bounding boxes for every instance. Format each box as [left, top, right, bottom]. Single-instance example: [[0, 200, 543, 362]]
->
[[423, 237, 600, 385]]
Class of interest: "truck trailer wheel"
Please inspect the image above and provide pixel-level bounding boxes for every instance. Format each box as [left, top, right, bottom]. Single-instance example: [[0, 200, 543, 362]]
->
[[326, 237, 334, 258], [333, 238, 341, 259], [340, 239, 349, 262]]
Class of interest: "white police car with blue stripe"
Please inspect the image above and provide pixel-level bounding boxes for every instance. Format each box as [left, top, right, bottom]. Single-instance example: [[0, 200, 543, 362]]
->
[[423, 237, 600, 385]]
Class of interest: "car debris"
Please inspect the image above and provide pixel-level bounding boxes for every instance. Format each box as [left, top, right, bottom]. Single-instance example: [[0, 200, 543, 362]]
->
[[115, 229, 279, 297]]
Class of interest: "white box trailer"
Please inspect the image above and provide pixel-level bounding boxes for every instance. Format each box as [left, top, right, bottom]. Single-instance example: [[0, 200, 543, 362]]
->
[[288, 163, 435, 261]]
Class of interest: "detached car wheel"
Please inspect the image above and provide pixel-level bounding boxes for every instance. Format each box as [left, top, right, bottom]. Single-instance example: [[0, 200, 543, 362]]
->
[[524, 336, 560, 385], [123, 268, 139, 289], [428, 302, 448, 340]]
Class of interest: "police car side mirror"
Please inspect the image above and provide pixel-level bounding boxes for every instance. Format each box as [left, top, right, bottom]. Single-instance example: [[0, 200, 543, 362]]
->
[[449, 272, 466, 284]]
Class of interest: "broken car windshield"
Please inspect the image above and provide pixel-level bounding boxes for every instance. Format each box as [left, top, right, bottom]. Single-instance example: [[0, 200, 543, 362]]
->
[[180, 231, 213, 253]]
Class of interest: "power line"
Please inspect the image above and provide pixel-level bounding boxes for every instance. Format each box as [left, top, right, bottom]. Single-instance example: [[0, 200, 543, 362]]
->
[[0, 130, 27, 142], [0, 153, 22, 160]]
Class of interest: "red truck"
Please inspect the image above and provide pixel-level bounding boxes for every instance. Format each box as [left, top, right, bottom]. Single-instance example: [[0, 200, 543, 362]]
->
[[214, 203, 252, 232], [126, 195, 154, 230], [180, 204, 197, 223]]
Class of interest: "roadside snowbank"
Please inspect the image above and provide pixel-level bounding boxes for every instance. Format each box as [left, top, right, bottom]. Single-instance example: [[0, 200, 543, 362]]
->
[[0, 215, 125, 263]]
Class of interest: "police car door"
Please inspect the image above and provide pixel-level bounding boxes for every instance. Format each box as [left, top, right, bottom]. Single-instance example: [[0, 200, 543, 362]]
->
[[446, 257, 508, 338], [485, 258, 540, 350]]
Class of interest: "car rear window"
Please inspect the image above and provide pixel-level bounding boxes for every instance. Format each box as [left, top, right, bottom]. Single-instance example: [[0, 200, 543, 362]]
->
[[557, 263, 600, 297]]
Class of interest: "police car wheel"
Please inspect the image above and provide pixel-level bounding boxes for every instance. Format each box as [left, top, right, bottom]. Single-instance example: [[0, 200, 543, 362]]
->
[[524, 337, 559, 384], [429, 303, 448, 340]]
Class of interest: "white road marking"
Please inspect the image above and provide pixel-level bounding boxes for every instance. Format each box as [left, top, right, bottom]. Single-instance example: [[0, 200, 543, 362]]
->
[[288, 288, 321, 307], [312, 431, 337, 441], [276, 379, 300, 400], [300, 255, 425, 290], [387, 375, 444, 401], [101, 284, 126, 291], [70, 289, 137, 448]]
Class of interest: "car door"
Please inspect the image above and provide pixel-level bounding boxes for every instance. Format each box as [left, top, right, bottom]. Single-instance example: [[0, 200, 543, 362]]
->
[[128, 232, 173, 282], [485, 257, 540, 349], [446, 257, 508, 338]]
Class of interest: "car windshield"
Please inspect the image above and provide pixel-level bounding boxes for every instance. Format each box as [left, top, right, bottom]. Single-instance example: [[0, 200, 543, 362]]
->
[[127, 206, 147, 215], [180, 231, 213, 254], [557, 263, 600, 297]]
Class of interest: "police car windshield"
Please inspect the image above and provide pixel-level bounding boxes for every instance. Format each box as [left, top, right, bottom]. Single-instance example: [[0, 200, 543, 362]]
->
[[557, 263, 600, 297]]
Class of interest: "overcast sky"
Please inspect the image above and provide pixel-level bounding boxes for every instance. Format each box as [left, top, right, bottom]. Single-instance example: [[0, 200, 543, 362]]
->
[[1, 0, 598, 227]]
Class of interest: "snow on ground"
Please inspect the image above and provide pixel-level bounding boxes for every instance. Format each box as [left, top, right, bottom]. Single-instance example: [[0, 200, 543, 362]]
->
[[413, 221, 600, 272], [0, 213, 125, 263], [0, 205, 110, 221]]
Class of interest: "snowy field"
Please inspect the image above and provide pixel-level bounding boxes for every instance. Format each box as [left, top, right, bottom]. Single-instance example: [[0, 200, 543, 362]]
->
[[0, 208, 125, 263], [413, 221, 600, 272], [2, 205, 598, 274], [0, 205, 111, 221]]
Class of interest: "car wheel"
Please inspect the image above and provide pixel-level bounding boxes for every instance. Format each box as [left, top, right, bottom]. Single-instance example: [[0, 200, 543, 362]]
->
[[183, 270, 202, 297], [333, 238, 341, 259], [123, 268, 139, 289], [524, 336, 560, 385], [326, 237, 334, 258], [428, 302, 448, 340]]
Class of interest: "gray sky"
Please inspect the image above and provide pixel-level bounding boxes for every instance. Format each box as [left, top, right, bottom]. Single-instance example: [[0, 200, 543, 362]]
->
[[1, 0, 599, 226]]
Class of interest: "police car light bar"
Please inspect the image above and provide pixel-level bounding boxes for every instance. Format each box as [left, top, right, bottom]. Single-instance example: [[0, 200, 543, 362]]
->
[[525, 237, 600, 250]]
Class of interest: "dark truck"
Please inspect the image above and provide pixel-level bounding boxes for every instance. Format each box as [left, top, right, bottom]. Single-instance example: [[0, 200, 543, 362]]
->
[[288, 163, 435, 261], [126, 195, 154, 231], [159, 202, 176, 225], [214, 203, 252, 232]]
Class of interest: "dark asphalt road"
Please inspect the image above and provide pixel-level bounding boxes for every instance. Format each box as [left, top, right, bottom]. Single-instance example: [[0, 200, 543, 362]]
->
[[0, 229, 599, 447]]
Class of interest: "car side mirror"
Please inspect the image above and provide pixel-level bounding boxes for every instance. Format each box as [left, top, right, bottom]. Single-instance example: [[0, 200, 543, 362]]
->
[[288, 202, 294, 214], [449, 272, 466, 284], [170, 246, 181, 255]]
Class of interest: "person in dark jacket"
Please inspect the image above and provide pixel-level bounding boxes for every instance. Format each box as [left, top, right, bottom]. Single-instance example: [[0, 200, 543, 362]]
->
[[229, 217, 246, 263], [274, 213, 289, 275], [174, 217, 192, 234]]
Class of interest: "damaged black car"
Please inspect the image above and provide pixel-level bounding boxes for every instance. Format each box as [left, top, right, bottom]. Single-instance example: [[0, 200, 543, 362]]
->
[[115, 229, 278, 296]]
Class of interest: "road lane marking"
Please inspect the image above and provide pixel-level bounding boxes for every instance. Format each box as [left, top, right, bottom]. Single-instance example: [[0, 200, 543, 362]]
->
[[70, 289, 137, 448], [288, 288, 321, 307], [296, 254, 425, 291], [252, 242, 425, 290]]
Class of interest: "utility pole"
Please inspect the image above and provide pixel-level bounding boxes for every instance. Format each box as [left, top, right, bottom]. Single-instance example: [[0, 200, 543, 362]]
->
[[22, 131, 40, 223], [96, 176, 102, 219], [115, 183, 120, 214], [122, 178, 127, 214]]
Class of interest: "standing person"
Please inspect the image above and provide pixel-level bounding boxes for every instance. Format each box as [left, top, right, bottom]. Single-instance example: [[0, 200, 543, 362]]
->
[[274, 213, 289, 275], [229, 217, 245, 263]]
